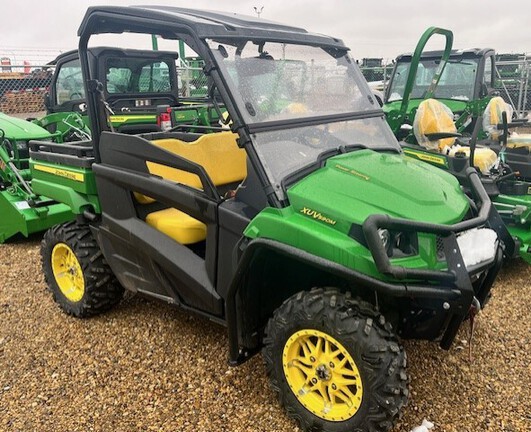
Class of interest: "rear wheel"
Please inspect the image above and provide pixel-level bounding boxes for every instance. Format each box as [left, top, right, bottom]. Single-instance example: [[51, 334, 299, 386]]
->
[[41, 221, 123, 317], [263, 288, 408, 432]]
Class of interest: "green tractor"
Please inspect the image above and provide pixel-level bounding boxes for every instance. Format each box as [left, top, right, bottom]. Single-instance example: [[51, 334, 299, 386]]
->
[[34, 47, 223, 138], [382, 27, 531, 264], [0, 113, 74, 242], [32, 7, 510, 432], [383, 26, 530, 180], [383, 27, 497, 140]]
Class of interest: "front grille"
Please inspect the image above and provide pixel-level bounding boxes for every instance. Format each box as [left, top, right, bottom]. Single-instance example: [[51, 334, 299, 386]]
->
[[436, 236, 446, 261]]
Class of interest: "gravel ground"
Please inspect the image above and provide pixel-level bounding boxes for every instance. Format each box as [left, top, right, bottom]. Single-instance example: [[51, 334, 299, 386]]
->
[[0, 237, 529, 432]]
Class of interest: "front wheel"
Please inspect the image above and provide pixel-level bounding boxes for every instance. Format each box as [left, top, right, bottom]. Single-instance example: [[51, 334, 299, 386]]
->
[[41, 221, 123, 317], [263, 288, 408, 432]]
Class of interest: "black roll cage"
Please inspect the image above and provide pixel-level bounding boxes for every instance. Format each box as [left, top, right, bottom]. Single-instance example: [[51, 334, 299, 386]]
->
[[76, 6, 375, 209]]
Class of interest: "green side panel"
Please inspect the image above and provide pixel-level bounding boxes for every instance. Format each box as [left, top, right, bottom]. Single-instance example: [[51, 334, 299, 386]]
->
[[30, 160, 98, 195], [0, 190, 73, 243], [244, 207, 445, 282], [245, 207, 383, 279], [30, 178, 100, 215], [108, 106, 217, 127], [174, 110, 199, 123]]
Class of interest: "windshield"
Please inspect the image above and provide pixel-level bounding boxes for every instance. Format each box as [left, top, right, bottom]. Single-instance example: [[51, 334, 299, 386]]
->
[[55, 59, 85, 104], [253, 118, 399, 196], [106, 57, 173, 94], [209, 40, 398, 199], [387, 58, 479, 102], [209, 40, 378, 124]]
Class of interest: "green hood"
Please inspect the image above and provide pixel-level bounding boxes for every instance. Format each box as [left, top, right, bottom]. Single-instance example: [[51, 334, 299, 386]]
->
[[287, 149, 469, 229], [0, 112, 52, 140]]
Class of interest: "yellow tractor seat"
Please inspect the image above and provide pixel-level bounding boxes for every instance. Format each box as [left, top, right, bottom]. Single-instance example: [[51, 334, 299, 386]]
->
[[483, 96, 531, 150], [413, 98, 457, 152], [138, 131, 246, 244], [482, 96, 512, 141], [148, 131, 246, 189]]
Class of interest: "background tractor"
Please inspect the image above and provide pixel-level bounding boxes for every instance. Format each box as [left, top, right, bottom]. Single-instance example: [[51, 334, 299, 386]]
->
[[34, 47, 223, 138], [0, 44, 224, 243], [0, 113, 73, 242], [383, 27, 498, 140]]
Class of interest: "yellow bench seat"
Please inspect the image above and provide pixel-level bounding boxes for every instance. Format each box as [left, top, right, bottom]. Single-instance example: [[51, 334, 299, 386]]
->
[[141, 131, 246, 244], [145, 208, 207, 244]]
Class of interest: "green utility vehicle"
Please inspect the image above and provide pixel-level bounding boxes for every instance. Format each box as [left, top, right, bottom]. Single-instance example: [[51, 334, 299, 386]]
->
[[0, 112, 75, 242], [32, 7, 509, 432], [34, 47, 221, 138], [382, 27, 531, 263]]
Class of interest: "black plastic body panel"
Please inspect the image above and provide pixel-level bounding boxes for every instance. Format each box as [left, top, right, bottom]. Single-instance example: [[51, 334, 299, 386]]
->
[[93, 131, 224, 315], [216, 199, 251, 299]]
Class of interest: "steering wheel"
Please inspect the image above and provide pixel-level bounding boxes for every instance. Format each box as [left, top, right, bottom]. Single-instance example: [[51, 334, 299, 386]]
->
[[69, 91, 84, 101], [269, 125, 337, 150]]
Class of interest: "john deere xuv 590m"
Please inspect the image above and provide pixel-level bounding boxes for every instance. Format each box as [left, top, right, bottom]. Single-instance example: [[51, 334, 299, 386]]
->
[[31, 7, 508, 432]]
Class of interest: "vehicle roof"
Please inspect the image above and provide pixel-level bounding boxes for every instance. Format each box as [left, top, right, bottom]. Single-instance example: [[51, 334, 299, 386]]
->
[[396, 47, 495, 62], [78, 6, 347, 49], [48, 49, 77, 66]]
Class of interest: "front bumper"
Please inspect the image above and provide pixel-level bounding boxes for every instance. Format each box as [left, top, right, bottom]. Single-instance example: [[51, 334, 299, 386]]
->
[[362, 168, 508, 348]]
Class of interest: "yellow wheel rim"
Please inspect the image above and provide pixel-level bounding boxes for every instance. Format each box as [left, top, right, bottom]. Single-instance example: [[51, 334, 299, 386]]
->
[[283, 329, 363, 422], [51, 243, 85, 303]]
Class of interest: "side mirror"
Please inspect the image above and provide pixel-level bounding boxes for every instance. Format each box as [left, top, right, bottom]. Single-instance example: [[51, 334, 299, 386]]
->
[[43, 92, 52, 111], [480, 83, 498, 99]]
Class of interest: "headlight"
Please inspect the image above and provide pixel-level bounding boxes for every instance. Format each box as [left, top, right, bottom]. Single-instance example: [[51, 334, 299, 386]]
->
[[15, 140, 29, 150], [379, 229, 418, 258], [378, 229, 390, 249], [350, 224, 417, 258], [457, 228, 498, 270]]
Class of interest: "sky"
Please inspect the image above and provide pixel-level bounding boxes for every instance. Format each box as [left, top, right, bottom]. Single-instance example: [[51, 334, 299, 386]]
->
[[1, 0, 530, 63]]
